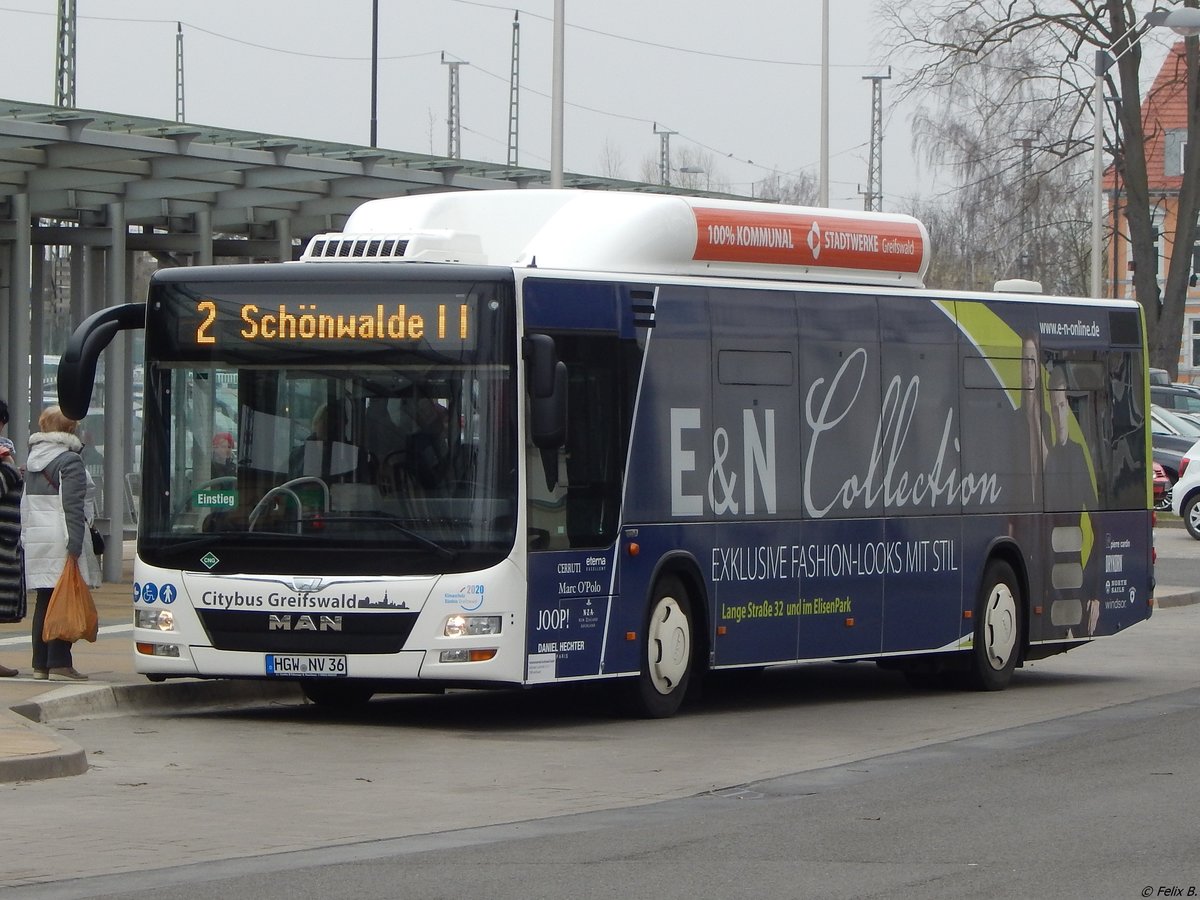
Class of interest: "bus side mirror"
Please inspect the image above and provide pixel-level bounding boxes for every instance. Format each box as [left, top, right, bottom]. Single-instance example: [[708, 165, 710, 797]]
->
[[59, 303, 146, 419], [524, 333, 567, 449], [525, 333, 557, 400], [531, 362, 567, 449]]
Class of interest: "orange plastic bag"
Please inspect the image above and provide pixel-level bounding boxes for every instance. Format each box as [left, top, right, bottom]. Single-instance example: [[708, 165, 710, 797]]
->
[[42, 557, 99, 644]]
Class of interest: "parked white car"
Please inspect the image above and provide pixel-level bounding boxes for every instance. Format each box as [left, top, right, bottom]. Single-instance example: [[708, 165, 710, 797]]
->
[[1170, 437, 1200, 540]]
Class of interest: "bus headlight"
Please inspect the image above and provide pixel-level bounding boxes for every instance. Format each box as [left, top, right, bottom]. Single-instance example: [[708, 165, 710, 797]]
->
[[444, 615, 501, 636], [136, 608, 177, 632]]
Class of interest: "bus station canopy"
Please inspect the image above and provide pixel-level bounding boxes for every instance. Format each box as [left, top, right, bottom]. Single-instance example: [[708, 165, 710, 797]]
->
[[0, 98, 714, 573], [0, 97, 689, 252]]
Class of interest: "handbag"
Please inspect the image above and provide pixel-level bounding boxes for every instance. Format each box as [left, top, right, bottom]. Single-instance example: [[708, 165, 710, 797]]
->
[[89, 524, 105, 556], [42, 556, 98, 644]]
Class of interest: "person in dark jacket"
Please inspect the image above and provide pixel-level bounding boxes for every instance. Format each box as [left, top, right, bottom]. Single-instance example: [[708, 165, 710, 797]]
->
[[0, 397, 13, 456], [0, 399, 23, 676]]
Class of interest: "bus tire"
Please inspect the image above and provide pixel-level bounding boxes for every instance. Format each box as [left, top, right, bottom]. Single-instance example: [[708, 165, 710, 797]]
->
[[301, 680, 375, 709], [1183, 494, 1200, 541], [627, 575, 694, 718], [965, 559, 1022, 691]]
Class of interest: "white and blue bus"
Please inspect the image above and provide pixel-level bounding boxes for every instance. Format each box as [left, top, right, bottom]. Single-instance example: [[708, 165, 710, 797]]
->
[[60, 191, 1155, 715]]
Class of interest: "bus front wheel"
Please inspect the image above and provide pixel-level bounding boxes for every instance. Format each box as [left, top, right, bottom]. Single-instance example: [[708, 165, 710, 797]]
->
[[966, 559, 1022, 691], [627, 575, 694, 718]]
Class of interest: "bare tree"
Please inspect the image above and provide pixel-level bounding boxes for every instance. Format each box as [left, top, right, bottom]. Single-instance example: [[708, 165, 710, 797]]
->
[[426, 108, 438, 157], [754, 169, 820, 206], [597, 139, 626, 180], [880, 0, 1200, 374], [637, 153, 659, 185], [907, 174, 1091, 294], [631, 146, 731, 192]]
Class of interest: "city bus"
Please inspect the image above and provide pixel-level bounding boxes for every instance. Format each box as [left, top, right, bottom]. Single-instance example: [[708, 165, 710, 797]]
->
[[58, 190, 1155, 716]]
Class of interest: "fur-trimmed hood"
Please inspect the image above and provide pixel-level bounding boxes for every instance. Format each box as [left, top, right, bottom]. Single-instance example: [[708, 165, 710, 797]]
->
[[25, 431, 83, 474]]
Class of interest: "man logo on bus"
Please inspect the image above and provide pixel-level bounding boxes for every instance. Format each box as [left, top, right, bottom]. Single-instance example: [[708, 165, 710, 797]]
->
[[807, 221, 822, 260]]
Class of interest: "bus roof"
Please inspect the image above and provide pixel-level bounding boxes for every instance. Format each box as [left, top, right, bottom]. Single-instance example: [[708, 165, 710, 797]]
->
[[300, 190, 931, 289]]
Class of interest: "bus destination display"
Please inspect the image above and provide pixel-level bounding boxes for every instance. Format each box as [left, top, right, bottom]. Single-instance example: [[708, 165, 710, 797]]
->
[[187, 295, 476, 350]]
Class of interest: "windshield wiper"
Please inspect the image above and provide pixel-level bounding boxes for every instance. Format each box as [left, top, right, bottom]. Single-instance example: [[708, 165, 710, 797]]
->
[[155, 531, 322, 555], [315, 515, 458, 560]]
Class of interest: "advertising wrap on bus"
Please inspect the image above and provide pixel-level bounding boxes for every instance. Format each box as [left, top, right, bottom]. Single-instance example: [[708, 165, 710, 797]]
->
[[520, 277, 1150, 696], [57, 190, 1152, 717]]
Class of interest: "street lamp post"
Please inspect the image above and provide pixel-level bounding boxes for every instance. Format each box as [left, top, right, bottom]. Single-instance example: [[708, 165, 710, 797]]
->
[[819, 0, 829, 207], [1091, 45, 1113, 300], [370, 0, 379, 148], [1091, 8, 1200, 299], [550, 0, 564, 189]]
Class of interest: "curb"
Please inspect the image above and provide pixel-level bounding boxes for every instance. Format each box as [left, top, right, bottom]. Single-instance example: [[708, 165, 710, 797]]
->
[[11, 678, 304, 724], [1, 680, 302, 784], [0, 709, 88, 782], [1155, 589, 1200, 608]]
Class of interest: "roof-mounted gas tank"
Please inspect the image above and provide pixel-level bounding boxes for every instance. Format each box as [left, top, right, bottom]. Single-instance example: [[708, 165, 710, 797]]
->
[[301, 190, 930, 288]]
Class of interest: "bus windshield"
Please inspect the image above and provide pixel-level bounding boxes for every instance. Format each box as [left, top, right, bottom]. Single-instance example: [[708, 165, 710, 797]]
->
[[139, 271, 517, 576]]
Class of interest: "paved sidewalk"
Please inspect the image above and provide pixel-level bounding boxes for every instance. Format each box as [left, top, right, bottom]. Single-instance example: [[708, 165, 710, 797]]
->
[[0, 543, 300, 782], [2, 542, 1198, 784]]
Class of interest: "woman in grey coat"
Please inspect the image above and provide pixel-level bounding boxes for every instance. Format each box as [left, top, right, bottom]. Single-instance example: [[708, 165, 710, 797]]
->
[[21, 406, 100, 681]]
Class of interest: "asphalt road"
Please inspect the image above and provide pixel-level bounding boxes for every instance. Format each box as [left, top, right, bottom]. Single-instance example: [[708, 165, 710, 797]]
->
[[3, 602, 1199, 900], [59, 694, 1200, 900]]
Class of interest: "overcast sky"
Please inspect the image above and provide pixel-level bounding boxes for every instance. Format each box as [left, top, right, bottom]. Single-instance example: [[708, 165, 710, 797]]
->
[[1, 1, 974, 209]]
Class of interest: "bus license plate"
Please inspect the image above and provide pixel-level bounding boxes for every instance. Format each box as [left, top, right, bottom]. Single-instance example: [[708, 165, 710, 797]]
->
[[265, 654, 347, 677]]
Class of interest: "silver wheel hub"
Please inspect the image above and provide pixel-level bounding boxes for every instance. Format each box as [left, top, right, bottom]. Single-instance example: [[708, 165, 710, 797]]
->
[[647, 596, 690, 695], [982, 582, 1017, 670]]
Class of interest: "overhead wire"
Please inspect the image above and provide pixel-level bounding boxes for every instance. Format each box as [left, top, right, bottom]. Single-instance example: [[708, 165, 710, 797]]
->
[[0, 1, 887, 191]]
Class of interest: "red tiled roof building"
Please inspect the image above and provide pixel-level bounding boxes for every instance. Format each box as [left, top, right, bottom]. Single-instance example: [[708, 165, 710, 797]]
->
[[1105, 41, 1200, 379]]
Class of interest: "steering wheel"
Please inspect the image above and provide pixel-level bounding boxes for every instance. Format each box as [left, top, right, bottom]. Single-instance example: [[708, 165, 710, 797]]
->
[[247, 476, 329, 532]]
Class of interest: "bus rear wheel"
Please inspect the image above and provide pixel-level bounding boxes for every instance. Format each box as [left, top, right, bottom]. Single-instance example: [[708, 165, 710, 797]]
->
[[626, 575, 694, 718], [301, 680, 375, 709], [965, 559, 1022, 691]]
